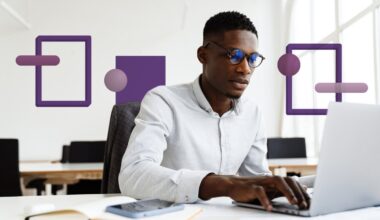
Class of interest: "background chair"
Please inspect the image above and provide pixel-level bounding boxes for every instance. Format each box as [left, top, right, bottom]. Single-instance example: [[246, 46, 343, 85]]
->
[[267, 137, 307, 159], [0, 139, 22, 196], [64, 141, 106, 163], [267, 137, 307, 176], [102, 102, 141, 193], [64, 141, 106, 194], [26, 141, 106, 195]]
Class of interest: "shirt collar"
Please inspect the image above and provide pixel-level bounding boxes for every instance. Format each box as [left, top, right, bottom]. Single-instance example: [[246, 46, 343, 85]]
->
[[192, 74, 242, 115], [192, 75, 213, 113]]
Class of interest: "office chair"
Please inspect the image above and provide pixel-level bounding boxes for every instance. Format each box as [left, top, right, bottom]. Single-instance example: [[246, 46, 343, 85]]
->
[[65, 141, 106, 163], [0, 139, 22, 196], [267, 137, 307, 177], [64, 141, 106, 194], [102, 102, 141, 193], [267, 137, 307, 159]]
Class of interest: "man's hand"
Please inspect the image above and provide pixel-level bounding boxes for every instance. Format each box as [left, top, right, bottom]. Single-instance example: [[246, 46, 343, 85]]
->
[[199, 174, 310, 211]]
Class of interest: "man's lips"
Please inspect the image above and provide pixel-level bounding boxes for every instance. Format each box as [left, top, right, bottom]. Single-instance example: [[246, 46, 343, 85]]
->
[[229, 79, 249, 90], [230, 79, 249, 84]]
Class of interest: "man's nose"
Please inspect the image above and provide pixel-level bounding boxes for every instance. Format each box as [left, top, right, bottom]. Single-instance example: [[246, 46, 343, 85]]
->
[[236, 58, 252, 75]]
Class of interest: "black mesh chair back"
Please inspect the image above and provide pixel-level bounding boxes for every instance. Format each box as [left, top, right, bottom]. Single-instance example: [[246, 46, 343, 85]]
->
[[102, 102, 141, 193], [65, 141, 106, 163], [267, 137, 307, 159], [60, 145, 70, 163], [0, 139, 22, 196], [63, 141, 106, 194]]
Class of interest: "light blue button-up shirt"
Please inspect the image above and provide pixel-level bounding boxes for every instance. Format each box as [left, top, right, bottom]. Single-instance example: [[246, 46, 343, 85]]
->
[[119, 75, 271, 203]]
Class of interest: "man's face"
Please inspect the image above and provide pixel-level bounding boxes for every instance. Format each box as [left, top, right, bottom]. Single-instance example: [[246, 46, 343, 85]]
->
[[201, 30, 258, 99]]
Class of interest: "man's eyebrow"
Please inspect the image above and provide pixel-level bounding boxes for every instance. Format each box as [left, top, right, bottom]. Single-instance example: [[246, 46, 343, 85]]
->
[[225, 45, 257, 53]]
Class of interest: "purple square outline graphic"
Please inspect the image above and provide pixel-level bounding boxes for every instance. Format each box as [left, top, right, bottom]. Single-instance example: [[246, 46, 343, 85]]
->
[[35, 35, 91, 107], [286, 44, 342, 115]]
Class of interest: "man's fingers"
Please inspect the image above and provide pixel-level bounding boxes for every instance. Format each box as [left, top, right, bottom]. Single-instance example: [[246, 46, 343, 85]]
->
[[272, 176, 298, 205], [297, 181, 311, 208], [284, 177, 308, 209], [252, 185, 272, 211]]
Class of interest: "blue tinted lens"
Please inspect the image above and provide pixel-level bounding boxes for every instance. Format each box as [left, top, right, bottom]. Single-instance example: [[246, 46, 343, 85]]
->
[[230, 49, 244, 64], [249, 53, 258, 66]]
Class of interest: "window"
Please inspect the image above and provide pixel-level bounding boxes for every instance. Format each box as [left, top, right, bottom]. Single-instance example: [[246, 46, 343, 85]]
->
[[281, 0, 380, 156]]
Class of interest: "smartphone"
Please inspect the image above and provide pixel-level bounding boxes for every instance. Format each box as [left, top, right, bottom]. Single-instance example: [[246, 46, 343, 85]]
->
[[106, 199, 185, 218]]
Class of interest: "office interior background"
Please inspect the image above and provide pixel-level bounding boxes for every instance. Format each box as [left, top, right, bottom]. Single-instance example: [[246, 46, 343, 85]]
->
[[1, 0, 379, 162]]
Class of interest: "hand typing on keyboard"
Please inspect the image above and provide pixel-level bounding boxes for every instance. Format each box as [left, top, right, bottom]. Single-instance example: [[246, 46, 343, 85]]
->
[[199, 175, 311, 211]]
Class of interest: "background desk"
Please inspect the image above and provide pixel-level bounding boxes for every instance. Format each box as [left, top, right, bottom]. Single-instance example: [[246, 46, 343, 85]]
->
[[20, 158, 317, 178], [19, 162, 103, 195], [1, 194, 380, 220], [18, 159, 317, 195], [268, 158, 318, 176]]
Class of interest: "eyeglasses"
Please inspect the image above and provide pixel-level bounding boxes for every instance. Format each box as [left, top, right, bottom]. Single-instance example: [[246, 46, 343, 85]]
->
[[204, 41, 265, 68]]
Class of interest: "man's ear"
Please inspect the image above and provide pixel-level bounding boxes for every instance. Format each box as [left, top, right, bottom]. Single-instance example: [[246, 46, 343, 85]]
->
[[197, 46, 207, 64]]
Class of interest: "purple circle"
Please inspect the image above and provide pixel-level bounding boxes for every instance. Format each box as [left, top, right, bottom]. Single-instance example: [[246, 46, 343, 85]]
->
[[277, 53, 301, 76], [104, 69, 128, 92]]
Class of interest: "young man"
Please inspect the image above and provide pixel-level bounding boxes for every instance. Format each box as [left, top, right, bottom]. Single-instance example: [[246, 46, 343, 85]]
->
[[119, 11, 309, 211]]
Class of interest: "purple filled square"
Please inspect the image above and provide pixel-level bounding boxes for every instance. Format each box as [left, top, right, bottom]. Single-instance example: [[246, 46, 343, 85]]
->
[[115, 56, 165, 104]]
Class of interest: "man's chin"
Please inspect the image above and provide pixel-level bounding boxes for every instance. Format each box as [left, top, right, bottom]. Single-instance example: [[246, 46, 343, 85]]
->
[[226, 92, 243, 99]]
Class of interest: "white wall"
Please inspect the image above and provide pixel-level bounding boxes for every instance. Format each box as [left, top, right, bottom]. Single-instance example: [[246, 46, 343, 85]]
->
[[0, 0, 284, 160]]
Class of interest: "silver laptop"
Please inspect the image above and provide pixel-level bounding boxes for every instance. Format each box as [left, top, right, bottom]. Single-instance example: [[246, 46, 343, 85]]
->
[[234, 102, 380, 216]]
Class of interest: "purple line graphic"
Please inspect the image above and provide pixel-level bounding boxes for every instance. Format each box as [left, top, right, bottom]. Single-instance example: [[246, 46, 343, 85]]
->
[[16, 55, 60, 66], [35, 35, 91, 107], [315, 83, 368, 93], [115, 56, 165, 104], [285, 43, 342, 115]]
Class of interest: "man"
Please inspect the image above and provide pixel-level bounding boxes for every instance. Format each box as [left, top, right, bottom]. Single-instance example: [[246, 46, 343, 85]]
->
[[119, 11, 309, 211]]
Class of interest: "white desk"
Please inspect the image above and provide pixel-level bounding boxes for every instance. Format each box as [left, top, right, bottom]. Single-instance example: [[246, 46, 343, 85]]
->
[[20, 159, 317, 177], [268, 158, 318, 176], [18, 159, 317, 195], [1, 194, 380, 220], [19, 162, 103, 195], [18, 158, 318, 192], [20, 162, 103, 176]]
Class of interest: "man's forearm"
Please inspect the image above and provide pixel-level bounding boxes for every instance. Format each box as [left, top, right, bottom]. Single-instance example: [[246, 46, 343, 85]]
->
[[198, 174, 234, 200]]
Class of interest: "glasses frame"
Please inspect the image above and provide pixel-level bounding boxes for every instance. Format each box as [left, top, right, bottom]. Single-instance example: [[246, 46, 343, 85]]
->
[[204, 41, 265, 68]]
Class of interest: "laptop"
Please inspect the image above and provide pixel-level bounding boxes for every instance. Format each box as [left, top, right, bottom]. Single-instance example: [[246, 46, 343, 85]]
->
[[233, 102, 380, 216]]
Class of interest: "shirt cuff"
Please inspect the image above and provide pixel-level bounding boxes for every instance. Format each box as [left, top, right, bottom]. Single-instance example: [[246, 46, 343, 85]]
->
[[297, 175, 316, 188], [170, 169, 211, 203]]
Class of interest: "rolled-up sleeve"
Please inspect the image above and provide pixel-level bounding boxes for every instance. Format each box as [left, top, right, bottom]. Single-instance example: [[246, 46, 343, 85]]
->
[[238, 107, 272, 176], [118, 88, 210, 203]]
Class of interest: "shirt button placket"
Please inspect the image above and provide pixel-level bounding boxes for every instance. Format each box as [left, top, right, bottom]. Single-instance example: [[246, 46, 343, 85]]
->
[[217, 118, 221, 173], [219, 118, 227, 173]]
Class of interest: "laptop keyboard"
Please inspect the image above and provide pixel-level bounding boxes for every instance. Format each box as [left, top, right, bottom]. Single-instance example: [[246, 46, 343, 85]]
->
[[272, 201, 301, 210]]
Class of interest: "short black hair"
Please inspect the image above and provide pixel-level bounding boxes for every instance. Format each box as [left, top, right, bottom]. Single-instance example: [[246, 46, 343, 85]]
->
[[203, 11, 258, 40]]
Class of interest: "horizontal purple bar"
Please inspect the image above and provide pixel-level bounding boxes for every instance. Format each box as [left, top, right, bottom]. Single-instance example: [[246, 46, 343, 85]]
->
[[16, 55, 60, 66], [315, 83, 368, 93]]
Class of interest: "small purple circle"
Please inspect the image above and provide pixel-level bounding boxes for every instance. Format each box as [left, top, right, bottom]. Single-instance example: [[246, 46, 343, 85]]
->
[[277, 53, 301, 76], [104, 69, 128, 92]]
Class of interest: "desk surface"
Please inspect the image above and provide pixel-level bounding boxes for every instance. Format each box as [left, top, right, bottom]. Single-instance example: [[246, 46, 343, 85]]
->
[[1, 194, 380, 220], [268, 158, 318, 176], [20, 158, 317, 173], [19, 162, 104, 192], [268, 158, 318, 167], [19, 162, 103, 176], [19, 159, 317, 179]]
